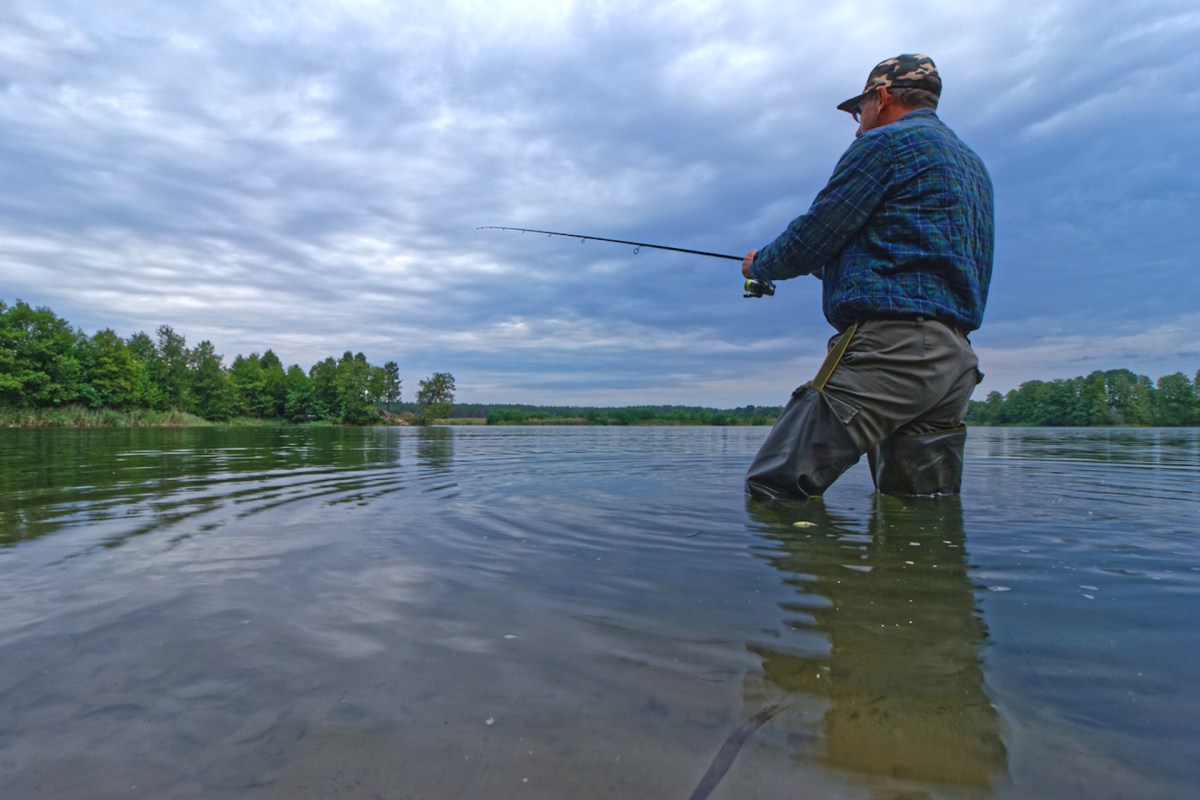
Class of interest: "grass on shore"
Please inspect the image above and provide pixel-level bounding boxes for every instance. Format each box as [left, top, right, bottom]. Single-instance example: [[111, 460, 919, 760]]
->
[[2, 405, 408, 428], [2, 408, 767, 429], [1, 405, 215, 428], [0, 406, 322, 428]]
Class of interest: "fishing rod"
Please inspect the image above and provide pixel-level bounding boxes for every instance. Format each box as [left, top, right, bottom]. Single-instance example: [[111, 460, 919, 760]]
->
[[478, 226, 775, 298]]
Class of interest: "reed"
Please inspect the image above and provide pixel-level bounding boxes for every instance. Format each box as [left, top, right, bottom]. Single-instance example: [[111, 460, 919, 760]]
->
[[0, 405, 212, 428]]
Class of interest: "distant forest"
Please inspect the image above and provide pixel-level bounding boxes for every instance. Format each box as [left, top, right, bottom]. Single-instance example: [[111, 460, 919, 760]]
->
[[2, 299, 1197, 427], [461, 404, 779, 426], [1, 299, 399, 424], [963, 369, 1200, 427]]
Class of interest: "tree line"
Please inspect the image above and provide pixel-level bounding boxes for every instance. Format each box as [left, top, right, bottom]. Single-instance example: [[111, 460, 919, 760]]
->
[[1, 299, 454, 424], [965, 368, 1200, 427], [468, 404, 781, 426], [6, 299, 1197, 428]]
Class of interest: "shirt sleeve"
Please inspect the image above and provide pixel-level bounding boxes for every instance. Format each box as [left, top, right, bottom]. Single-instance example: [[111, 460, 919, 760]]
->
[[750, 133, 893, 282]]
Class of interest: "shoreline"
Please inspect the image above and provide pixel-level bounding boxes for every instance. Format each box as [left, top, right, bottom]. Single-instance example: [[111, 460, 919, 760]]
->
[[5, 406, 1193, 430]]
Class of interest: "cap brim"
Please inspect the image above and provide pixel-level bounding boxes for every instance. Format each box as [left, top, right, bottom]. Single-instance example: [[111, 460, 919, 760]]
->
[[836, 91, 867, 113]]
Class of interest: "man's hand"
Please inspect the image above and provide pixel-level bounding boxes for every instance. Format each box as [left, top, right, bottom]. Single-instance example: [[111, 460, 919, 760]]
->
[[741, 249, 757, 279]]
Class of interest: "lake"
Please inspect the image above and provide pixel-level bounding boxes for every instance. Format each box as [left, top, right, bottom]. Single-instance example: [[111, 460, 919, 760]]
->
[[1, 425, 1197, 799]]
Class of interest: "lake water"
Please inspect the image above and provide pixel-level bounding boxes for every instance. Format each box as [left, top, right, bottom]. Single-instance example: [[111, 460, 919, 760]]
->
[[1, 426, 1197, 799]]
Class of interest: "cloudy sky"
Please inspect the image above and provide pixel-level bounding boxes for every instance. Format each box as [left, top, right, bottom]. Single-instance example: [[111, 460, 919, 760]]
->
[[3, 0, 1197, 406]]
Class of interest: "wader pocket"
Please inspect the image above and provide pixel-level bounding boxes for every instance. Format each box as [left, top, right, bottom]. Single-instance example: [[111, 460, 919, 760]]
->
[[823, 392, 861, 426]]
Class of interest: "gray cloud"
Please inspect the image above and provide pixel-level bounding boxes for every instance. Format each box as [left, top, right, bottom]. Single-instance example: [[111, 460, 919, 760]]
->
[[1, 0, 1197, 404]]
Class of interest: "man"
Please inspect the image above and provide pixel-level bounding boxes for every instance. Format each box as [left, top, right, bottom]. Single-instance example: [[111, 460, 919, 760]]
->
[[742, 54, 993, 501]]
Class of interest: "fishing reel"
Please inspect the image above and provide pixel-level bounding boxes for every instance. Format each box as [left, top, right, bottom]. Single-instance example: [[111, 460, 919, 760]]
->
[[743, 278, 776, 298]]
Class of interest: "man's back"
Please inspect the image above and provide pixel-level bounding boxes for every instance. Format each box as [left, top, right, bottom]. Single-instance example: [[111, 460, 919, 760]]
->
[[821, 108, 994, 332]]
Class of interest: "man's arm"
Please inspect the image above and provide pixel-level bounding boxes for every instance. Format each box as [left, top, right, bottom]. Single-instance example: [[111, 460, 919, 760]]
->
[[747, 134, 892, 282]]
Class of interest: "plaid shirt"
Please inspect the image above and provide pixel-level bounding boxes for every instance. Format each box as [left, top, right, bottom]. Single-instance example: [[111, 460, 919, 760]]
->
[[749, 109, 994, 332]]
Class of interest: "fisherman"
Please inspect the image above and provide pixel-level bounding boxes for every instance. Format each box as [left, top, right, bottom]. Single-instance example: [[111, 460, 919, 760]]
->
[[741, 54, 994, 500]]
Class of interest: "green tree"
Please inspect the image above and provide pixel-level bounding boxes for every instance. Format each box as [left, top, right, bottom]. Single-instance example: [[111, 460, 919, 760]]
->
[[1076, 372, 1110, 426], [283, 364, 316, 422], [259, 350, 288, 418], [0, 300, 84, 406], [335, 351, 375, 424], [1034, 380, 1074, 426], [382, 361, 402, 413], [1153, 372, 1197, 426], [80, 328, 140, 409], [126, 331, 169, 409], [189, 340, 232, 420], [981, 390, 1004, 424], [416, 371, 456, 425], [156, 325, 191, 410], [999, 381, 1041, 424], [487, 407, 527, 425], [1195, 371, 1200, 424], [0, 300, 16, 400], [367, 365, 387, 410], [309, 357, 339, 421], [1105, 369, 1153, 425], [228, 353, 264, 417]]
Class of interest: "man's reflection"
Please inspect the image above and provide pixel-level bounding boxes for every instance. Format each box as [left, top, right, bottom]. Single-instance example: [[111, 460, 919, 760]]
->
[[745, 495, 1006, 789]]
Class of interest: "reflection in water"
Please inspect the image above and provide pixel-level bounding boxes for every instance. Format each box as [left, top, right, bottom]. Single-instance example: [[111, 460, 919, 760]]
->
[[415, 425, 455, 471], [746, 495, 1007, 790], [0, 427, 411, 549], [3, 427, 1194, 797]]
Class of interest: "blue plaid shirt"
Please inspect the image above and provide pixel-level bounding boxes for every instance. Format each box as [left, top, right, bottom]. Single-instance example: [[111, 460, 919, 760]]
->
[[749, 109, 994, 332]]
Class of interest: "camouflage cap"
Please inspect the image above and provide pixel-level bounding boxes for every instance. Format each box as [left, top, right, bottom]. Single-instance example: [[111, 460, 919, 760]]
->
[[836, 53, 941, 112]]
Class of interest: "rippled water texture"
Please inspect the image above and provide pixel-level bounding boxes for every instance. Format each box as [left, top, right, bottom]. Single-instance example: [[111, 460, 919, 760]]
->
[[1, 426, 1197, 799]]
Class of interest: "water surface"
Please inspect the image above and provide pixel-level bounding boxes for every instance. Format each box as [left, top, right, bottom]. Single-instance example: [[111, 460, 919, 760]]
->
[[1, 426, 1197, 798]]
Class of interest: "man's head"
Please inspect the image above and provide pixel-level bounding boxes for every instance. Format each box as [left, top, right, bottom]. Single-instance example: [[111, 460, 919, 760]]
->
[[838, 54, 941, 136]]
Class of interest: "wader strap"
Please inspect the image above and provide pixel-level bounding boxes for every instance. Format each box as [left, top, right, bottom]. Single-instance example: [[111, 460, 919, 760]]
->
[[812, 323, 857, 391]]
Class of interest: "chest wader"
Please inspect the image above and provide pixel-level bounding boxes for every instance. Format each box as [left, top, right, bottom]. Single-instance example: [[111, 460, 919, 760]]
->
[[745, 323, 970, 501], [745, 326, 863, 502], [867, 425, 966, 496]]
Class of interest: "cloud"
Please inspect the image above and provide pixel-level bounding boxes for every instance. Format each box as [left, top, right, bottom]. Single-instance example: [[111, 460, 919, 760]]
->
[[0, 0, 1196, 405], [975, 313, 1200, 392]]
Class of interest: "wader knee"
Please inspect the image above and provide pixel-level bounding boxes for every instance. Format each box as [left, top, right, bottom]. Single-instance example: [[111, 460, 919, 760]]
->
[[746, 387, 862, 502], [868, 425, 967, 497]]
